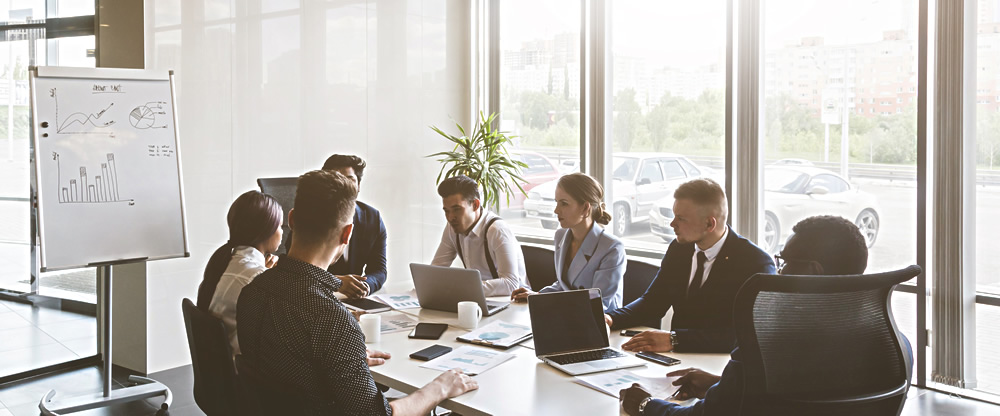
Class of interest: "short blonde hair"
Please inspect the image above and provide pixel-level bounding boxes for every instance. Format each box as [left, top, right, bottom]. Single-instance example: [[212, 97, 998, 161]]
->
[[673, 178, 728, 224]]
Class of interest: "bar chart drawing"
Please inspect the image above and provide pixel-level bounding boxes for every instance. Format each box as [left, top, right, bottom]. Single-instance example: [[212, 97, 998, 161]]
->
[[52, 152, 133, 205]]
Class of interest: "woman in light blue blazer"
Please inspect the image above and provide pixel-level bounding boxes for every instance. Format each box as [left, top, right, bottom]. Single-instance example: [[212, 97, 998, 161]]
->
[[511, 173, 626, 311]]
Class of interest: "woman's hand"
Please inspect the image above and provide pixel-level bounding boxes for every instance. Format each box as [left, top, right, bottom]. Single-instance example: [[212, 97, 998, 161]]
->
[[510, 287, 536, 303]]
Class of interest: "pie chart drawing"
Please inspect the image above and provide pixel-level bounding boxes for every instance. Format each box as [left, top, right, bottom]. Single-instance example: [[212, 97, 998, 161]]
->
[[129, 101, 167, 129]]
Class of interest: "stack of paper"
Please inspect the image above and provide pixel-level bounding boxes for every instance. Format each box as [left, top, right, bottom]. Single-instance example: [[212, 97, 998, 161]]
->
[[456, 321, 532, 349], [379, 313, 419, 334], [373, 291, 421, 310], [574, 369, 680, 399], [419, 346, 515, 376]]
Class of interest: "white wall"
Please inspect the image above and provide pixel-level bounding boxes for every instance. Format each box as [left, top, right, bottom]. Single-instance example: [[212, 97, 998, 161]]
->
[[142, 0, 470, 372]]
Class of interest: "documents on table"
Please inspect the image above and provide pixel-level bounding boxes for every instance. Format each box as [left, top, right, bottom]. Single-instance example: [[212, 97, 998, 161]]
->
[[373, 291, 421, 310], [379, 312, 419, 333], [456, 320, 532, 349], [574, 369, 680, 399], [419, 346, 515, 376]]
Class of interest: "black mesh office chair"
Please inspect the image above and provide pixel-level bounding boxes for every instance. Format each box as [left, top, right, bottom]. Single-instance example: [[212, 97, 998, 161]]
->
[[181, 298, 238, 416], [256, 177, 297, 255], [623, 258, 660, 329], [732, 265, 920, 416], [235, 355, 307, 415], [521, 244, 557, 291]]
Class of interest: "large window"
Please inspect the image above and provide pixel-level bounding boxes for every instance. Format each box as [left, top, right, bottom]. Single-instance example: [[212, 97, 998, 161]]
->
[[761, 0, 917, 276], [609, 1, 727, 248], [975, 0, 1000, 396], [499, 0, 581, 236]]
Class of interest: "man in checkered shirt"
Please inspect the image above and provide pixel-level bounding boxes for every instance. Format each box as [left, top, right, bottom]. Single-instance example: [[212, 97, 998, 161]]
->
[[238, 170, 478, 415]]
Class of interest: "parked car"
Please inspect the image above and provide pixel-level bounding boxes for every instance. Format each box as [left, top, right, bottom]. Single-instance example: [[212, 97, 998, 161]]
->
[[524, 153, 709, 236], [648, 165, 880, 253], [500, 151, 562, 212]]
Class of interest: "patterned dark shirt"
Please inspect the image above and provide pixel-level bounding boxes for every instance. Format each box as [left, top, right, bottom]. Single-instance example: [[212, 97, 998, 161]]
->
[[237, 256, 392, 415]]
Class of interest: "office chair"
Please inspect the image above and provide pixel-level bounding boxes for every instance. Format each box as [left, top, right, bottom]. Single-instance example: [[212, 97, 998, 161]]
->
[[623, 258, 661, 329], [181, 298, 239, 416], [521, 244, 557, 291], [732, 265, 920, 416], [256, 177, 297, 255], [235, 355, 307, 415]]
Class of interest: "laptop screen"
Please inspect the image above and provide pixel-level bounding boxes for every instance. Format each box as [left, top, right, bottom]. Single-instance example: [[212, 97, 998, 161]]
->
[[528, 289, 609, 356]]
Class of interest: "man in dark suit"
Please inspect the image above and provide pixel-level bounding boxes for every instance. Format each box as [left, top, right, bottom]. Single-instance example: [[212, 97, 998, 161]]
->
[[322, 154, 388, 298], [619, 215, 911, 416], [605, 178, 775, 353]]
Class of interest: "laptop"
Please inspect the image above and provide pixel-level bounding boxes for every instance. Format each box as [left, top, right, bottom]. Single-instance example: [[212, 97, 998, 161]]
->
[[409, 263, 510, 316], [528, 289, 645, 376]]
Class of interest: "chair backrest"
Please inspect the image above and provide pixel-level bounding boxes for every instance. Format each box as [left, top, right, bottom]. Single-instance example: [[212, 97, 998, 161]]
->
[[256, 177, 297, 255], [235, 354, 308, 415], [521, 244, 557, 291], [181, 298, 238, 416], [623, 258, 660, 328], [732, 265, 920, 416]]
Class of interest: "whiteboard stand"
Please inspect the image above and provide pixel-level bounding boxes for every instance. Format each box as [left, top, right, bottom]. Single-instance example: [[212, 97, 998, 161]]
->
[[38, 258, 173, 416]]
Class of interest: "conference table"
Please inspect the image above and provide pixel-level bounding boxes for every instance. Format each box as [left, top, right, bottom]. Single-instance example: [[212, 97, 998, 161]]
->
[[363, 297, 730, 416]]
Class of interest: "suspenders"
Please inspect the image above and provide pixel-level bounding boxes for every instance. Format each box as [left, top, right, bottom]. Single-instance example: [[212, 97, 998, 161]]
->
[[456, 217, 501, 280]]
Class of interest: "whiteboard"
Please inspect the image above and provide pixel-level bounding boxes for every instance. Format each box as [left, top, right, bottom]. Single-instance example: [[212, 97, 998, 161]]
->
[[30, 67, 188, 271]]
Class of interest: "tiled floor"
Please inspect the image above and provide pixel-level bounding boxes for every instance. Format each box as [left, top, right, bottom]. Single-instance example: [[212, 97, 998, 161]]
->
[[0, 299, 97, 379]]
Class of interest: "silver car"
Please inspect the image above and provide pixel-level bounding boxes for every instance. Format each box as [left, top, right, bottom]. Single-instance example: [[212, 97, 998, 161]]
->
[[649, 166, 880, 253], [524, 153, 708, 237]]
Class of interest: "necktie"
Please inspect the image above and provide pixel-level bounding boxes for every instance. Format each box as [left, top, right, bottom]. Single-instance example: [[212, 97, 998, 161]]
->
[[688, 252, 707, 298]]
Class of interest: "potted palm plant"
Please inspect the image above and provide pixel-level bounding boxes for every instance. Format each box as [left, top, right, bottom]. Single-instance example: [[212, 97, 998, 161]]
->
[[427, 112, 528, 212]]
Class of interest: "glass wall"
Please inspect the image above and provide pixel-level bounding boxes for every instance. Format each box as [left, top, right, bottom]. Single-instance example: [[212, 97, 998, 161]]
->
[[760, 0, 918, 277], [499, 0, 581, 237], [608, 1, 727, 249], [975, 0, 1000, 396]]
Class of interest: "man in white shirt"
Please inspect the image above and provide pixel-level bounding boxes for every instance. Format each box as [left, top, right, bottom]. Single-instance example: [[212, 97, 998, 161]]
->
[[431, 175, 526, 296]]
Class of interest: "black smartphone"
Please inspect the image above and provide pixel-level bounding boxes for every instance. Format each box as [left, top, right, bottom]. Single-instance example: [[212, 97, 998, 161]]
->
[[408, 323, 449, 340], [620, 329, 642, 337], [409, 344, 453, 361], [636, 351, 682, 366]]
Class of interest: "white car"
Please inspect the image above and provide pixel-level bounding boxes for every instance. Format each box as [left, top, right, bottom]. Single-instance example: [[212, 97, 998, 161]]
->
[[649, 166, 880, 253], [524, 153, 709, 237]]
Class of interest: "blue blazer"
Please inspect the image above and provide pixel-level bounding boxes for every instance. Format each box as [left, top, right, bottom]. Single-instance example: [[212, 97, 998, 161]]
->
[[606, 227, 775, 353], [327, 201, 388, 293], [540, 224, 625, 311]]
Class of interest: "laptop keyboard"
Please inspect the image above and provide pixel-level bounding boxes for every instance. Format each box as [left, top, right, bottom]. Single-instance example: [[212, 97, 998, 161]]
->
[[548, 348, 626, 365]]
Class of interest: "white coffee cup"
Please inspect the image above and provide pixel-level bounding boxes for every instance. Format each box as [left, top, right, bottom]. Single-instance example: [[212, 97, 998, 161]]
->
[[360, 313, 381, 344], [457, 301, 482, 330]]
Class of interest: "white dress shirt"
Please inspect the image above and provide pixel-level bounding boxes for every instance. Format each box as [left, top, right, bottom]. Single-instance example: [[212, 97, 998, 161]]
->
[[431, 209, 526, 296], [688, 227, 729, 289], [208, 246, 268, 356]]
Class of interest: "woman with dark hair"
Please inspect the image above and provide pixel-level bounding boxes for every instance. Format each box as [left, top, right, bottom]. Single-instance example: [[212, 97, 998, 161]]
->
[[196, 190, 283, 355], [510, 173, 626, 311]]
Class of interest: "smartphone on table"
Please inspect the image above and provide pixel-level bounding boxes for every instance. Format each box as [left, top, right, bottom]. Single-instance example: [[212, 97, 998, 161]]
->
[[636, 351, 682, 366], [620, 329, 642, 337], [409, 344, 453, 361], [408, 322, 449, 340]]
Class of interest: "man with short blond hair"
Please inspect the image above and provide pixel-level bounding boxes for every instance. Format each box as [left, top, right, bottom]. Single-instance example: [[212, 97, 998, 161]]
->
[[606, 178, 775, 353]]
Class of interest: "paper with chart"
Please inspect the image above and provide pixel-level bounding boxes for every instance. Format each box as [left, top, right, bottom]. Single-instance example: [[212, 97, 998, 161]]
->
[[373, 291, 421, 310], [419, 346, 515, 375], [31, 67, 186, 270], [379, 313, 419, 334], [457, 320, 532, 349], [574, 369, 680, 399]]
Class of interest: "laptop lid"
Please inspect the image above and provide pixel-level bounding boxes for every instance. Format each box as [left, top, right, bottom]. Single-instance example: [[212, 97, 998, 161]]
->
[[528, 289, 609, 357], [409, 263, 492, 313]]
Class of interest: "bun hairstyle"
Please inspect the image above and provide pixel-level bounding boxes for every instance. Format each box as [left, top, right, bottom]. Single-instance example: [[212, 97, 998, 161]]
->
[[557, 173, 612, 225], [197, 190, 283, 309]]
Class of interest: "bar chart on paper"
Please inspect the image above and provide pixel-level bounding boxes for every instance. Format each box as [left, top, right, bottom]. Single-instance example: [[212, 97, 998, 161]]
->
[[52, 152, 133, 205]]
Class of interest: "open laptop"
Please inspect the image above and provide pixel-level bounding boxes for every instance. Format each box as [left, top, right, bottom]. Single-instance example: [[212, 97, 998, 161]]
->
[[409, 263, 510, 316], [528, 289, 645, 376]]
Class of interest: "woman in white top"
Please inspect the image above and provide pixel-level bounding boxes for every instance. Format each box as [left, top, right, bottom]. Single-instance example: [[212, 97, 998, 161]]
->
[[196, 190, 283, 356]]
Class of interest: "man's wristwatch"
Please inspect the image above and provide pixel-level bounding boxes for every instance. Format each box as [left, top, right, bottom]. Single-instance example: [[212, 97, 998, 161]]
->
[[638, 397, 654, 414], [669, 330, 679, 350]]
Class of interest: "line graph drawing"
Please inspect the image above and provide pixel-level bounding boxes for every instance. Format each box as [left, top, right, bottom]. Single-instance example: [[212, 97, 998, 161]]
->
[[52, 152, 134, 205], [129, 101, 168, 129], [50, 88, 116, 137]]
